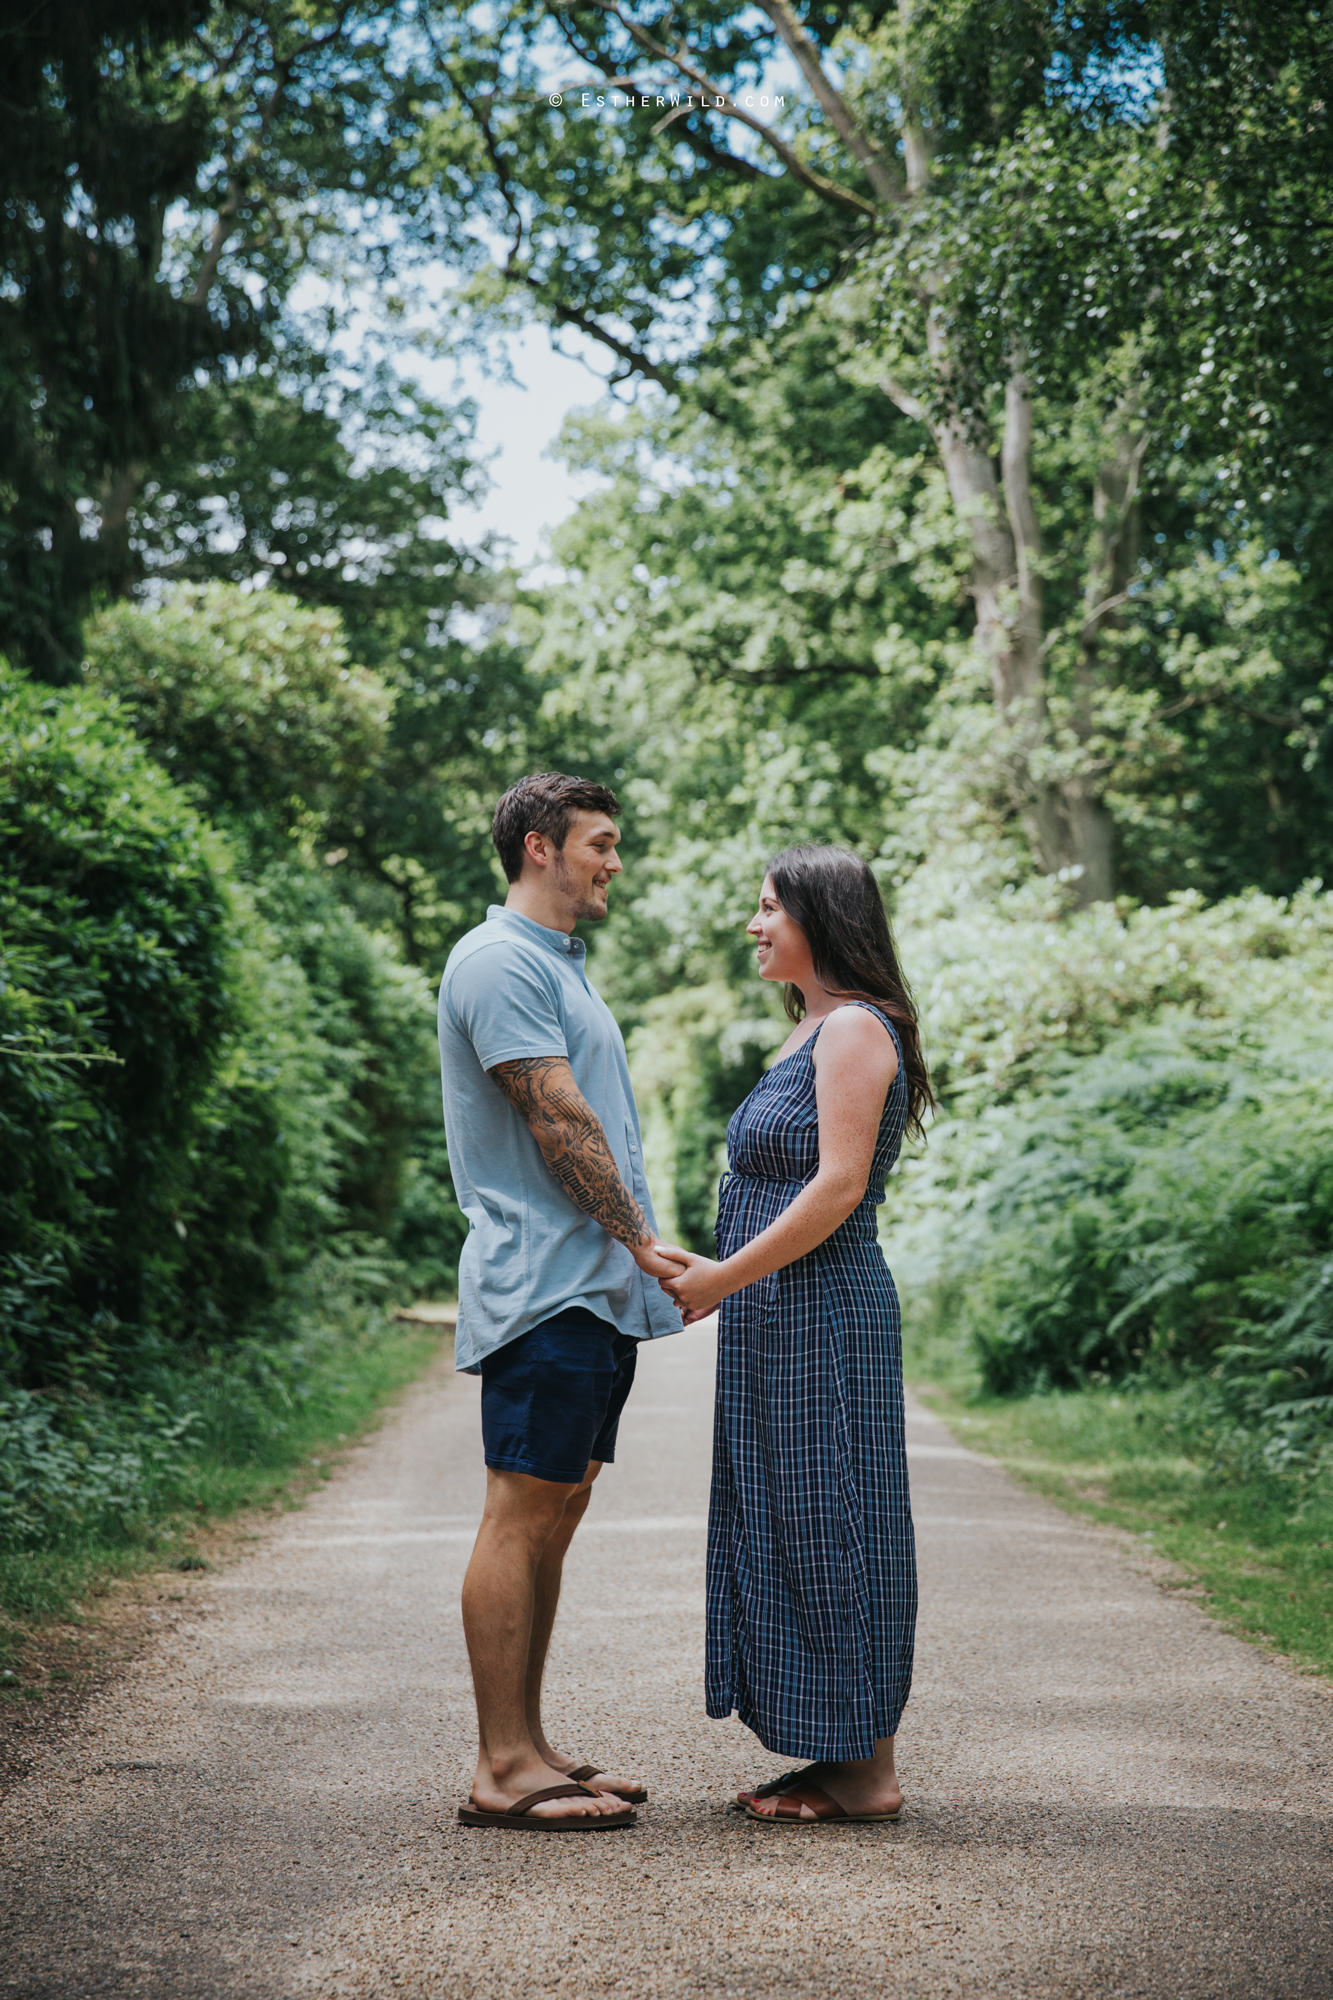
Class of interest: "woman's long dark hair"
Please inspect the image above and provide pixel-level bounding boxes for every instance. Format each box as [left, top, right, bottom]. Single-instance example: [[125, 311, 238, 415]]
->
[[768, 845, 935, 1143]]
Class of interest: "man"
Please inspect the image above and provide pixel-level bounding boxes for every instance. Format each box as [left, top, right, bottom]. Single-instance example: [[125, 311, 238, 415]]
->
[[437, 772, 683, 1830]]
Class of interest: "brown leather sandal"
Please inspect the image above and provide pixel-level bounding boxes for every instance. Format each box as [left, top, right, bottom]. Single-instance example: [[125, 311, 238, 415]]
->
[[458, 1782, 635, 1830], [744, 1780, 902, 1826], [568, 1763, 649, 1805], [730, 1766, 814, 1811]]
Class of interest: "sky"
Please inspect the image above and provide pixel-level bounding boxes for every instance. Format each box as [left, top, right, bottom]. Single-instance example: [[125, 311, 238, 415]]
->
[[426, 328, 616, 575]]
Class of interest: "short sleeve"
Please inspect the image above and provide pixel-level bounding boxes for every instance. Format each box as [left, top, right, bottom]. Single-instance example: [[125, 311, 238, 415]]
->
[[444, 943, 568, 1070]]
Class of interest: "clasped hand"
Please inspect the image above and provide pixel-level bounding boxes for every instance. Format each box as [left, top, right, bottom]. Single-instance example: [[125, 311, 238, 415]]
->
[[651, 1243, 728, 1325], [629, 1236, 728, 1322]]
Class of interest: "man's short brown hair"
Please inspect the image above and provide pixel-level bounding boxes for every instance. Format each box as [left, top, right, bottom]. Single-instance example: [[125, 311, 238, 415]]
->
[[490, 773, 623, 882]]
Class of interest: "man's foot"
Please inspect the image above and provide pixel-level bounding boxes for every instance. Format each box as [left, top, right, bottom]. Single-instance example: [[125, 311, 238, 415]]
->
[[542, 1749, 648, 1803], [472, 1759, 628, 1821], [745, 1759, 901, 1820]]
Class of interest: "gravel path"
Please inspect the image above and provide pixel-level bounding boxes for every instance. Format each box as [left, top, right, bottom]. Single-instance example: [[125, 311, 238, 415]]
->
[[3, 1323, 1331, 1999]]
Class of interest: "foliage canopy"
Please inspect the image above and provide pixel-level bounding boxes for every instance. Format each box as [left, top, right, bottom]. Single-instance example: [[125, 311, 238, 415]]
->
[[4, 0, 1333, 1520]]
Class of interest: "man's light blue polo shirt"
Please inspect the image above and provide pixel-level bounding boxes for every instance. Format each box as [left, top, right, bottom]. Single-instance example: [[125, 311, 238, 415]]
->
[[437, 905, 681, 1372]]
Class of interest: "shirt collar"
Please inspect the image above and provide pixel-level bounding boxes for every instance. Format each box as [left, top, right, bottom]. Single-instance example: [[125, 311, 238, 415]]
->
[[486, 904, 587, 959]]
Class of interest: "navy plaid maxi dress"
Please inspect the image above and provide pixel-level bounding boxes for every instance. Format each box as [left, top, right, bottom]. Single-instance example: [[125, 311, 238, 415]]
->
[[705, 1002, 917, 1761]]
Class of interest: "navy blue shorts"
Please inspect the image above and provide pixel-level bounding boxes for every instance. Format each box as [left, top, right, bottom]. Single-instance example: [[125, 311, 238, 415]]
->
[[479, 1307, 638, 1485]]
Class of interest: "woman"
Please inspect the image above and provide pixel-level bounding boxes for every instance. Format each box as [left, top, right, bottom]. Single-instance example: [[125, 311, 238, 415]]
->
[[660, 845, 932, 1825]]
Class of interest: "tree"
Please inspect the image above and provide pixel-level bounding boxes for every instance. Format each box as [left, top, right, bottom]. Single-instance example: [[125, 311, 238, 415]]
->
[[411, 0, 1333, 902], [0, 0, 216, 677], [130, 366, 490, 663], [0, 0, 463, 679], [84, 582, 394, 851]]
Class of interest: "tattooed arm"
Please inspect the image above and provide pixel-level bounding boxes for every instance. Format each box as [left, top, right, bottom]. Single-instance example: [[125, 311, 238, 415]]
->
[[488, 1056, 684, 1279]]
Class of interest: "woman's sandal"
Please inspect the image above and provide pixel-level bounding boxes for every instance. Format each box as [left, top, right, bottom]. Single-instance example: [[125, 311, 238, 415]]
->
[[744, 1779, 902, 1826], [458, 1782, 636, 1831], [730, 1765, 815, 1811], [567, 1762, 649, 1805]]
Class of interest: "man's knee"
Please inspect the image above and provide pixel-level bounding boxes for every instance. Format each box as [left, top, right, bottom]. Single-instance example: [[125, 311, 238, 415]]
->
[[480, 1461, 605, 1544], [482, 1468, 580, 1543], [571, 1459, 605, 1500], [554, 1468, 599, 1533]]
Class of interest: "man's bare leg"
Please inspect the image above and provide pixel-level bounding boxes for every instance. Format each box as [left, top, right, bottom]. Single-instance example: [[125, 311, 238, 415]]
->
[[462, 1466, 625, 1820], [520, 1465, 646, 1800]]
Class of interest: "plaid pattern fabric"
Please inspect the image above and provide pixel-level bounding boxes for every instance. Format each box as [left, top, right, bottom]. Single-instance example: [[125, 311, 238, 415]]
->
[[705, 1003, 917, 1761]]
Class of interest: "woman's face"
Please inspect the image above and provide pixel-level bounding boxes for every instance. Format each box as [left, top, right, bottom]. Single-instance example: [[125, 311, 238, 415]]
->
[[747, 875, 814, 987]]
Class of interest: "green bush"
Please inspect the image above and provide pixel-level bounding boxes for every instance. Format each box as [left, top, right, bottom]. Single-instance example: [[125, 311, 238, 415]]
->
[[895, 1018, 1333, 1463], [389, 1125, 470, 1298], [873, 871, 1333, 1460], [627, 983, 780, 1250], [0, 670, 239, 1382], [898, 868, 1333, 1108], [131, 1245, 407, 1480], [84, 584, 454, 1252], [249, 860, 439, 1237], [83, 584, 393, 854], [0, 1256, 436, 1644], [1211, 1255, 1333, 1473], [0, 666, 453, 1406], [0, 1389, 198, 1542]]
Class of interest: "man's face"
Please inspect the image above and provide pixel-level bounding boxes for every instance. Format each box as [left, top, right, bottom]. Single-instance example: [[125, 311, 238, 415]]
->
[[550, 811, 623, 921]]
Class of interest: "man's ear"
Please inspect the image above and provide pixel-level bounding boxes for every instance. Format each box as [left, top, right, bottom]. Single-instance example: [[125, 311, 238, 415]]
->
[[523, 829, 551, 869]]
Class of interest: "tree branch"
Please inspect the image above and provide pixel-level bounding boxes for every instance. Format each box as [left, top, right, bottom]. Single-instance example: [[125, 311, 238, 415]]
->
[[1037, 590, 1137, 660], [526, 283, 687, 395], [753, 0, 904, 208], [449, 82, 528, 270], [555, 62, 768, 177], [583, 0, 878, 217], [1081, 419, 1147, 647], [707, 657, 882, 684], [1078, 588, 1134, 643], [190, 5, 355, 308], [1156, 687, 1320, 743], [549, 14, 764, 175], [1001, 365, 1042, 645], [879, 373, 928, 423]]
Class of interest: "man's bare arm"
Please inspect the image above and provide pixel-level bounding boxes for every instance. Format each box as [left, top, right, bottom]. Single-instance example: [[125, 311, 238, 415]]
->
[[488, 1054, 657, 1252]]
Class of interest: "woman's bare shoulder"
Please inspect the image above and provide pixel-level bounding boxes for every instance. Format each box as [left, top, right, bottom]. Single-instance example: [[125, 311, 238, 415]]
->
[[813, 1003, 899, 1075]]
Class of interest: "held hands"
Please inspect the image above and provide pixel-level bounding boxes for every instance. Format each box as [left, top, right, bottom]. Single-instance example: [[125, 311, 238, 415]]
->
[[627, 1234, 731, 1323], [629, 1236, 690, 1281], [653, 1245, 729, 1323]]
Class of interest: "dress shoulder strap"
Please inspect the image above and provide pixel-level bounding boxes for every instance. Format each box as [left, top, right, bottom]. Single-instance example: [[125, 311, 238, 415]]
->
[[832, 998, 900, 1037]]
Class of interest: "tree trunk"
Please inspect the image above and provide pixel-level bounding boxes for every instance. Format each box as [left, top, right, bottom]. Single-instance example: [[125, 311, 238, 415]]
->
[[1058, 419, 1146, 905], [578, 0, 1130, 902], [881, 348, 1039, 715], [95, 464, 144, 602], [884, 353, 1117, 895], [1059, 779, 1116, 902]]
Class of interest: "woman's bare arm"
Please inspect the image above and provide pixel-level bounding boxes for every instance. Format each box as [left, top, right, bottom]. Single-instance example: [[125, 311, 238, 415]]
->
[[660, 1007, 898, 1315]]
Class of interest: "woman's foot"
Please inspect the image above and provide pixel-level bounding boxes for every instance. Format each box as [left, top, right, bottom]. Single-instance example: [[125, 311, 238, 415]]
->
[[744, 1740, 900, 1820], [735, 1765, 815, 1808]]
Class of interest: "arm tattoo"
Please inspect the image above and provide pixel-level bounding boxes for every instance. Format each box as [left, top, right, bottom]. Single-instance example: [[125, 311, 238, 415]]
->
[[488, 1055, 650, 1247]]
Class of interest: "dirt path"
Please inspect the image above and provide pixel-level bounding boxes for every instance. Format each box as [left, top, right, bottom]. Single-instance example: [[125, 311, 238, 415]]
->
[[3, 1324, 1331, 1999]]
